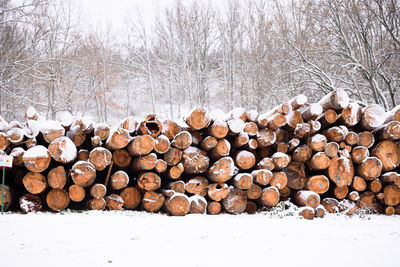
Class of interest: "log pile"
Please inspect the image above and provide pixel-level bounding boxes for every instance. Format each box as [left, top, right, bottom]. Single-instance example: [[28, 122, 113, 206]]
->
[[1, 89, 400, 219]]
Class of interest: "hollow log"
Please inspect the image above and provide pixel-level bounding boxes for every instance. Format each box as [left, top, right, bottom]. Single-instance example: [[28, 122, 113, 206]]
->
[[186, 176, 209, 196], [208, 183, 229, 201], [137, 114, 162, 138], [120, 187, 141, 209]]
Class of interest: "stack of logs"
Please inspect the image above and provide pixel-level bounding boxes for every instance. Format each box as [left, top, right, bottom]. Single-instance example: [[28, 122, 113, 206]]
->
[[1, 89, 400, 219]]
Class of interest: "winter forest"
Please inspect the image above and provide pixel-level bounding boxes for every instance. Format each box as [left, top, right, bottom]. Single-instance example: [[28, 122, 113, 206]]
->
[[1, 0, 399, 123]]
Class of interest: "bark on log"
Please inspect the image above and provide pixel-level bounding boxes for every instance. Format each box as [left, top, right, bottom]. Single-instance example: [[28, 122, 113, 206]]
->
[[292, 145, 312, 162], [283, 162, 307, 190]]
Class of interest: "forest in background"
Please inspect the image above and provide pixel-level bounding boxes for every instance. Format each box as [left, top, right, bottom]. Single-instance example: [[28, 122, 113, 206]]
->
[[1, 0, 399, 123]]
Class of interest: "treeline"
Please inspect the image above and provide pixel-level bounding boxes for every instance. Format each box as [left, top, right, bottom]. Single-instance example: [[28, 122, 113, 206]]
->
[[0, 0, 399, 122]]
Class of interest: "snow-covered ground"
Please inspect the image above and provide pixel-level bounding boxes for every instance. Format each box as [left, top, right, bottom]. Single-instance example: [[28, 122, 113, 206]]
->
[[1, 211, 399, 267]]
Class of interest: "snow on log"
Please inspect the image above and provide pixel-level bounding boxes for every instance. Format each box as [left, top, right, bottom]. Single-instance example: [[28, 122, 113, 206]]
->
[[181, 146, 210, 174], [48, 136, 77, 164], [208, 156, 238, 183], [71, 161, 96, 187], [223, 186, 247, 214]]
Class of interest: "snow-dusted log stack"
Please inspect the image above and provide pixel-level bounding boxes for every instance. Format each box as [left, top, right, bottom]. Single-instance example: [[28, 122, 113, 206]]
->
[[1, 90, 400, 219]]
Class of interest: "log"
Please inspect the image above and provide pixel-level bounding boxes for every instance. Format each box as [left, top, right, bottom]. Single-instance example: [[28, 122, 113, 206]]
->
[[169, 181, 185, 193], [352, 176, 367, 192], [372, 140, 400, 172], [232, 132, 249, 148], [47, 166, 67, 189], [39, 120, 65, 143], [333, 186, 348, 199], [385, 206, 395, 215], [105, 194, 124, 210], [348, 191, 360, 201], [308, 120, 321, 134], [246, 184, 262, 200], [369, 179, 382, 193], [357, 131, 375, 148], [207, 183, 229, 201], [373, 121, 400, 140], [11, 147, 25, 166], [351, 146, 369, 164], [171, 131, 192, 150], [209, 139, 231, 159], [0, 185, 11, 211], [309, 134, 327, 152], [317, 109, 338, 128], [243, 122, 259, 136], [283, 161, 307, 190], [131, 153, 157, 171], [276, 142, 288, 153], [128, 134, 155, 156], [137, 114, 162, 138], [307, 152, 331, 170], [71, 161, 96, 187], [357, 156, 383, 180], [321, 198, 340, 213], [256, 157, 275, 170], [380, 172, 400, 186], [345, 131, 359, 146], [271, 152, 290, 169], [306, 175, 330, 194], [315, 205, 326, 218], [383, 185, 400, 206], [302, 103, 323, 121], [295, 190, 320, 209], [189, 195, 207, 214], [23, 172, 47, 194], [93, 123, 110, 141], [245, 201, 258, 214], [191, 132, 202, 145], [223, 186, 247, 214], [233, 173, 253, 190], [324, 126, 346, 143], [324, 142, 339, 158], [328, 156, 354, 187], [270, 171, 287, 190], [200, 136, 218, 151], [112, 149, 131, 168], [288, 94, 308, 110], [186, 176, 209, 196], [77, 149, 89, 161], [285, 111, 304, 129], [164, 147, 182, 166], [292, 145, 312, 162], [228, 119, 245, 135], [91, 136, 102, 147], [182, 146, 210, 174], [162, 120, 181, 139], [256, 129, 276, 148], [19, 194, 42, 213], [90, 183, 107, 199], [88, 198, 106, 210], [69, 184, 86, 202], [89, 147, 112, 171], [208, 156, 238, 183], [164, 192, 190, 216], [120, 187, 141, 209], [235, 150, 256, 170], [117, 117, 137, 134], [318, 89, 349, 111], [168, 163, 184, 179], [185, 108, 210, 131], [142, 191, 165, 212], [154, 135, 171, 154], [358, 191, 381, 212], [251, 169, 273, 186], [46, 189, 70, 211], [110, 171, 129, 190], [0, 132, 10, 150], [260, 186, 280, 207], [208, 120, 228, 139], [339, 102, 361, 127], [155, 159, 168, 173], [299, 207, 314, 220], [137, 172, 161, 191], [360, 104, 387, 130], [247, 110, 258, 122], [106, 127, 130, 150], [207, 201, 221, 215], [22, 145, 51, 173], [288, 138, 300, 152], [267, 114, 286, 130]]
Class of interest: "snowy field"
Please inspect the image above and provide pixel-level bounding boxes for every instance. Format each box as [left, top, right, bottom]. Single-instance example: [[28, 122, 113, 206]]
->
[[1, 211, 399, 267]]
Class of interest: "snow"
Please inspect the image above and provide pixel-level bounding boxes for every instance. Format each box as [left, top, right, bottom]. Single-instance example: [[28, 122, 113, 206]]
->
[[364, 104, 387, 129], [230, 107, 246, 120], [271, 152, 289, 160], [228, 119, 245, 133], [56, 111, 74, 127], [233, 173, 252, 182], [10, 147, 25, 157], [25, 106, 38, 119], [1, 212, 396, 267], [311, 134, 327, 143], [295, 94, 308, 105], [209, 109, 228, 121], [236, 150, 254, 161], [0, 115, 9, 132], [189, 195, 207, 208], [247, 109, 258, 121], [183, 146, 201, 154], [39, 120, 65, 135], [335, 88, 350, 109], [298, 190, 320, 201], [51, 137, 77, 162], [22, 145, 49, 159]]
